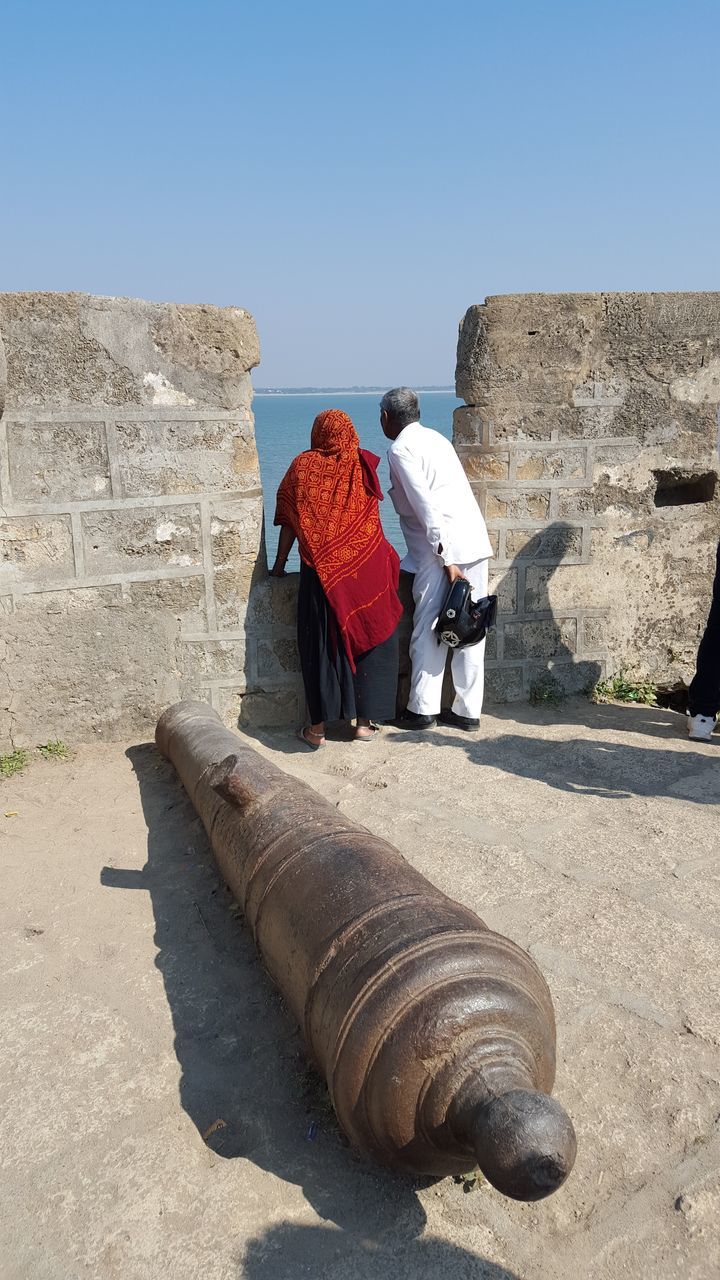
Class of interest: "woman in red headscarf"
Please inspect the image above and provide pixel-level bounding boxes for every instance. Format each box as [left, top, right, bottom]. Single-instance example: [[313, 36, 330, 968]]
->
[[271, 409, 403, 746]]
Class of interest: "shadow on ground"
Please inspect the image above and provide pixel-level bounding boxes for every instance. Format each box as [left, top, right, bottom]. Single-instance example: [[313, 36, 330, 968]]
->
[[381, 701, 720, 802], [241, 1221, 521, 1279], [115, 747, 520, 1278]]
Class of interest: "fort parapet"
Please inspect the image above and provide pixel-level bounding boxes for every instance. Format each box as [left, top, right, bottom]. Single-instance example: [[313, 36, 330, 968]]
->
[[455, 293, 720, 700], [3, 290, 719, 747], [0, 293, 302, 750]]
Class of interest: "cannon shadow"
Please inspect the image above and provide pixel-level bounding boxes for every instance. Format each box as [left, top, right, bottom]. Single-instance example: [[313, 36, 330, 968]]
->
[[125, 743, 459, 1264], [240, 1220, 522, 1279]]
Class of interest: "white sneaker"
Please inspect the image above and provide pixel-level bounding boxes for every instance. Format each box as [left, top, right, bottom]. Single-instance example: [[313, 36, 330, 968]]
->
[[687, 713, 717, 742]]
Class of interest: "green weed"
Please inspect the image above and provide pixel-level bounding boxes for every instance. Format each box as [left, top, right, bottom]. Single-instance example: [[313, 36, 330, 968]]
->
[[37, 740, 69, 761], [0, 749, 30, 779], [1, 740, 71, 780], [591, 671, 657, 706]]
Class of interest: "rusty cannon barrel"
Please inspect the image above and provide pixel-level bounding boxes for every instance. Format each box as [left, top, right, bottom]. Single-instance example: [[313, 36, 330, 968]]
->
[[156, 700, 576, 1199]]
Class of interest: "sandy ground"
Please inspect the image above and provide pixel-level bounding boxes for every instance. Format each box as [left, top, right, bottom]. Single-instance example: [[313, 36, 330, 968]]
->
[[1, 699, 719, 1280]]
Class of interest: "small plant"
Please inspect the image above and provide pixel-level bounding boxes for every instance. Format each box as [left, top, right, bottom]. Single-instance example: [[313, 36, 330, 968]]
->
[[0, 749, 30, 779], [592, 671, 657, 706], [453, 1169, 485, 1193], [529, 675, 565, 706], [37, 740, 69, 761]]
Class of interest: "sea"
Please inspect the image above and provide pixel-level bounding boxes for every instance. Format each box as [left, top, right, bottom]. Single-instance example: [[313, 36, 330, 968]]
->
[[253, 391, 462, 570]]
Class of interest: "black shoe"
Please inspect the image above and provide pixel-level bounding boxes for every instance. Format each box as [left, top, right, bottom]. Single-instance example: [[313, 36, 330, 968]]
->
[[440, 708, 480, 731], [395, 710, 437, 730]]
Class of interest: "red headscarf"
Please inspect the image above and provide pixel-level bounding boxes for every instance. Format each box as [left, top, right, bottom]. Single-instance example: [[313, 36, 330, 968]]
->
[[275, 409, 402, 669]]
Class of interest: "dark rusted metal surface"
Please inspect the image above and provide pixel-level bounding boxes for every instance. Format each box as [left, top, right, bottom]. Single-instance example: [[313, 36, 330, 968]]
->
[[156, 700, 576, 1199]]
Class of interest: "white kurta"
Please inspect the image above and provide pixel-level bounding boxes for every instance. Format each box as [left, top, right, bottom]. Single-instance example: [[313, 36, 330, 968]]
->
[[388, 422, 493, 719]]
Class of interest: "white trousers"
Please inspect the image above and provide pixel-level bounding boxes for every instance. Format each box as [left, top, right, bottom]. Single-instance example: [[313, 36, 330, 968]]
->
[[408, 557, 490, 719]]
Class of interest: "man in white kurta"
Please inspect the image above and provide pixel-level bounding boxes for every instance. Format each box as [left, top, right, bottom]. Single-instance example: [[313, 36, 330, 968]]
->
[[381, 387, 493, 730]]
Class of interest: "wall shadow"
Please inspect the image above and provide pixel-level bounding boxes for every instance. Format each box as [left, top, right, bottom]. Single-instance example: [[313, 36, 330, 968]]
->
[[490, 521, 602, 700], [119, 744, 441, 1254], [396, 522, 604, 717], [390, 720, 720, 802]]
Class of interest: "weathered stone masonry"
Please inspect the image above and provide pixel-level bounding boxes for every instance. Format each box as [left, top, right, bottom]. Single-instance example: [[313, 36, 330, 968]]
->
[[3, 289, 719, 748], [455, 293, 720, 700], [0, 293, 302, 750]]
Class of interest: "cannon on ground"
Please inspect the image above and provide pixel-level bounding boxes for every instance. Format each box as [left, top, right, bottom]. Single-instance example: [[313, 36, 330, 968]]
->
[[156, 701, 576, 1200]]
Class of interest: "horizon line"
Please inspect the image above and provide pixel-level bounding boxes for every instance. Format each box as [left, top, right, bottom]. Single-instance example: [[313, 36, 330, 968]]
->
[[254, 385, 457, 395]]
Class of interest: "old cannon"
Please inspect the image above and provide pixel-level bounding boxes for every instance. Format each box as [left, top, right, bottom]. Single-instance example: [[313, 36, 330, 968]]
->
[[156, 701, 576, 1199]]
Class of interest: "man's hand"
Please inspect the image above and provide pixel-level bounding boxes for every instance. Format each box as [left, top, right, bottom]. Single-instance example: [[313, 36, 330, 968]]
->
[[269, 563, 287, 578], [444, 563, 466, 583]]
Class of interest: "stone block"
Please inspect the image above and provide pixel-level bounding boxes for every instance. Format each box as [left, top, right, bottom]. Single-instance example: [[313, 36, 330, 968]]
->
[[460, 450, 510, 482], [504, 618, 578, 659], [247, 574, 299, 627], [484, 664, 524, 702], [0, 605, 181, 743], [515, 447, 587, 482], [0, 515, 74, 587], [488, 567, 517, 615], [452, 405, 486, 444], [591, 441, 643, 470], [210, 497, 264, 629], [13, 585, 123, 613], [604, 290, 720, 344], [489, 402, 585, 443], [0, 293, 259, 411], [114, 415, 260, 497], [525, 562, 615, 614], [556, 488, 596, 520], [125, 575, 206, 630], [484, 489, 551, 520], [7, 420, 111, 501], [559, 479, 653, 518], [505, 525, 583, 561], [210, 497, 263, 565], [239, 686, 304, 728], [81, 505, 202, 575], [257, 638, 301, 678], [582, 615, 607, 652], [456, 294, 606, 404], [180, 639, 247, 680]]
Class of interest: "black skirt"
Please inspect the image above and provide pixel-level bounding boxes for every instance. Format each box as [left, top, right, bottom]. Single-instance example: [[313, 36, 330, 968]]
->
[[297, 562, 399, 724]]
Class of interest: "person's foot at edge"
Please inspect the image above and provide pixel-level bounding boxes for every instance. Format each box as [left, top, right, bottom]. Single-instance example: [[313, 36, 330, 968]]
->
[[394, 710, 437, 730], [687, 713, 717, 742], [440, 708, 480, 731]]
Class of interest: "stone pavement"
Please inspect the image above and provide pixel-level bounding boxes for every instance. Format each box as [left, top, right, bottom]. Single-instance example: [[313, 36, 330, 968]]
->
[[1, 699, 718, 1278]]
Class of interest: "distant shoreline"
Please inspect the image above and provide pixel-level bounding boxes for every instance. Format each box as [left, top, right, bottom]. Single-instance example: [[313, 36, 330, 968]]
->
[[254, 388, 457, 397]]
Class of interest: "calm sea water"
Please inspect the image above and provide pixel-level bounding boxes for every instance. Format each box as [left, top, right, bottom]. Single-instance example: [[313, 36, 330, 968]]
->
[[253, 391, 461, 570]]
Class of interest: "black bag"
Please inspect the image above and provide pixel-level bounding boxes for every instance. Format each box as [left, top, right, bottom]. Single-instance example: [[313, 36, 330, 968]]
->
[[435, 579, 498, 649]]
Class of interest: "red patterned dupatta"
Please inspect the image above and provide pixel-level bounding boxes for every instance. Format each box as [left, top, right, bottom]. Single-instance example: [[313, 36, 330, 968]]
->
[[274, 409, 403, 670]]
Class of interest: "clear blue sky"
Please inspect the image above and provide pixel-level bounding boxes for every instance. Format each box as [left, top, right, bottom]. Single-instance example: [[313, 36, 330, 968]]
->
[[3, 1, 719, 386]]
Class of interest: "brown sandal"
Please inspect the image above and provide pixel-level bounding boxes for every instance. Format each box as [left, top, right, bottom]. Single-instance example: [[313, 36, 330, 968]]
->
[[353, 723, 381, 742], [296, 726, 326, 751]]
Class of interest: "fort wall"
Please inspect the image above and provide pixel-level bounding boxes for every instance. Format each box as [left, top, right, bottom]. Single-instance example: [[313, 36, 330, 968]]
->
[[454, 293, 720, 700], [0, 293, 302, 750]]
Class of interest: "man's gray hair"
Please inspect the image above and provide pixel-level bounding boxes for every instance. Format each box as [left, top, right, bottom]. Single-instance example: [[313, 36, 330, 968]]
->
[[380, 387, 420, 429]]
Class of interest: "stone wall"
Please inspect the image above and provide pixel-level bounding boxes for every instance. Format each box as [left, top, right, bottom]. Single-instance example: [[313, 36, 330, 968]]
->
[[0, 293, 302, 750], [455, 293, 720, 700]]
